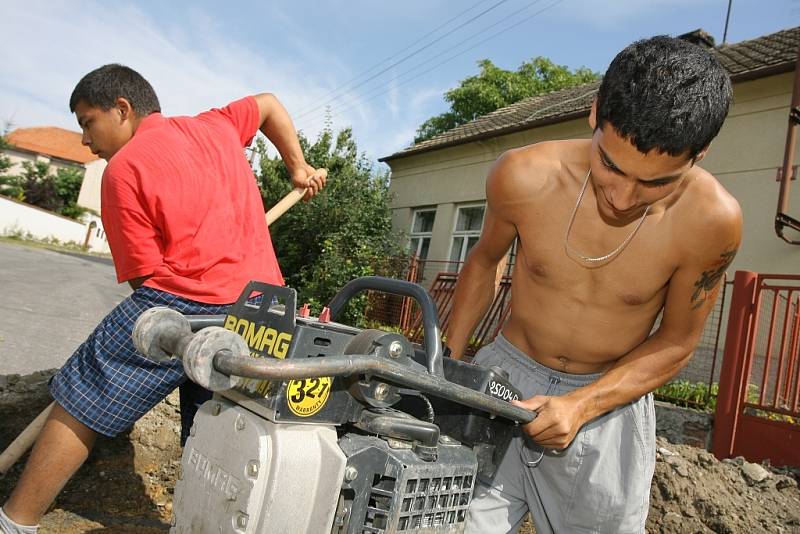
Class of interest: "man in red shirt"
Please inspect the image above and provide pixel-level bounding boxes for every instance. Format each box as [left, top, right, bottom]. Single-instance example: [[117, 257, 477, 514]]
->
[[1, 64, 326, 532]]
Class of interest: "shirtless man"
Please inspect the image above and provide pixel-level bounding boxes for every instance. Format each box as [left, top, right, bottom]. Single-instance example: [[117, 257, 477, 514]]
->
[[448, 36, 742, 533]]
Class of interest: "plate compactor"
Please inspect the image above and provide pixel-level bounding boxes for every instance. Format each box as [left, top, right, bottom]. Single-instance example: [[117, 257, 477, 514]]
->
[[132, 276, 536, 534]]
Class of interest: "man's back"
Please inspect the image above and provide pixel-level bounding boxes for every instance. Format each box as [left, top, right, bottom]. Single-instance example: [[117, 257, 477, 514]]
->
[[101, 97, 282, 304]]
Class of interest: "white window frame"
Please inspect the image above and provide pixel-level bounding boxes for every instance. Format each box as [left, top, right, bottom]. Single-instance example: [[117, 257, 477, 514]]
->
[[408, 208, 436, 259], [448, 203, 486, 268]]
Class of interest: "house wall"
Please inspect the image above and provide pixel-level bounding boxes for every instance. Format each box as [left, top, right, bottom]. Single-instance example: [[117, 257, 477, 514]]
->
[[2, 148, 85, 176], [77, 159, 106, 212], [0, 196, 110, 254], [388, 72, 800, 278]]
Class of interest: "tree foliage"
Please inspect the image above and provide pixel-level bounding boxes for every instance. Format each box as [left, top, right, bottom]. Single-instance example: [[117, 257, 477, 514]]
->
[[415, 57, 599, 143], [0, 158, 88, 219], [0, 136, 19, 198], [255, 128, 406, 325]]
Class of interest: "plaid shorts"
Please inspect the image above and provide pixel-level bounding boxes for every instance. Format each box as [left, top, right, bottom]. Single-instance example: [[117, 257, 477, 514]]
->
[[50, 286, 230, 437]]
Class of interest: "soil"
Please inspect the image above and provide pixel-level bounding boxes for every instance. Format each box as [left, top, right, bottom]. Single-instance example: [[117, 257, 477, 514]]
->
[[1, 370, 799, 534]]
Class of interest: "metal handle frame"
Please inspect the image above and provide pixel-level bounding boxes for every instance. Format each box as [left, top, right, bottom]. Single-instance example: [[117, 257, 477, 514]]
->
[[327, 276, 444, 377]]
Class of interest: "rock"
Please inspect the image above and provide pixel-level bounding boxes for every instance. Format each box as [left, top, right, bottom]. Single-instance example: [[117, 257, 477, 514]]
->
[[698, 451, 716, 467], [658, 446, 677, 458], [741, 462, 771, 484], [3, 374, 21, 388], [707, 516, 736, 534], [777, 476, 798, 490], [165, 391, 180, 407], [664, 456, 690, 477]]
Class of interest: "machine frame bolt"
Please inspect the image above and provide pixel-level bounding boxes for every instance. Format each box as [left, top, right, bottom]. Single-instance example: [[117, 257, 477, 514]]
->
[[388, 341, 404, 358], [212, 403, 221, 416], [344, 466, 358, 482], [374, 383, 390, 400]]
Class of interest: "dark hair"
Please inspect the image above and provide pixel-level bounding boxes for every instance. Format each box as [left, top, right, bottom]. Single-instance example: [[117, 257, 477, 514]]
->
[[595, 36, 732, 159], [69, 64, 160, 115]]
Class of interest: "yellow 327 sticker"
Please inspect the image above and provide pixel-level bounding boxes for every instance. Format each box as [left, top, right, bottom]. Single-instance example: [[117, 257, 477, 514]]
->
[[286, 377, 332, 417]]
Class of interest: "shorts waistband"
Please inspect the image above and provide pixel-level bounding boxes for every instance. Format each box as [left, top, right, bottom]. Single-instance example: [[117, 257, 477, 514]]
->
[[494, 333, 603, 387]]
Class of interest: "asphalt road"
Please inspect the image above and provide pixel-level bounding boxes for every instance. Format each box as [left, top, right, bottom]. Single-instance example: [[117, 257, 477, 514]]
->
[[0, 240, 130, 375]]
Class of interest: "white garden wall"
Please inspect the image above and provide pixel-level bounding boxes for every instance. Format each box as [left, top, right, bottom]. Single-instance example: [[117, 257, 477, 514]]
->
[[0, 196, 110, 254]]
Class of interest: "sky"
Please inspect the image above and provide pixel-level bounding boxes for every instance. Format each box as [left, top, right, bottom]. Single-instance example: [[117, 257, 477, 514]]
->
[[1, 0, 798, 171]]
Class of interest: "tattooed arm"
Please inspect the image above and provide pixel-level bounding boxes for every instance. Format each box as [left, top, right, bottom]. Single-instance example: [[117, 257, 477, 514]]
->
[[516, 198, 742, 449]]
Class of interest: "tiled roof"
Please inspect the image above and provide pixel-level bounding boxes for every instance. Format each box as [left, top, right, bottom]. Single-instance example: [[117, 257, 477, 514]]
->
[[382, 26, 800, 162], [5, 127, 98, 164]]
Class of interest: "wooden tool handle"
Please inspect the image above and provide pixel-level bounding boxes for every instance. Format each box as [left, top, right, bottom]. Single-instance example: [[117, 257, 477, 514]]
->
[[266, 187, 306, 226], [0, 401, 54, 475]]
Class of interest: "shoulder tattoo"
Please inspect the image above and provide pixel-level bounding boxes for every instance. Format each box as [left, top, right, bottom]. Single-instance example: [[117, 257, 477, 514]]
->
[[690, 249, 737, 310]]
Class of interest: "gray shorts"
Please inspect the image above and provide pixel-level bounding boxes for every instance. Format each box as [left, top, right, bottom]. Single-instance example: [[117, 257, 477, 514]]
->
[[466, 334, 656, 534]]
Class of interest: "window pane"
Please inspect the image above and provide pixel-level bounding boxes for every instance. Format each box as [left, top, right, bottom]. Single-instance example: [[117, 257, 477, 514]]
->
[[419, 238, 431, 260], [409, 237, 421, 255], [465, 236, 479, 259], [456, 206, 485, 232], [450, 237, 464, 263], [413, 210, 436, 233]]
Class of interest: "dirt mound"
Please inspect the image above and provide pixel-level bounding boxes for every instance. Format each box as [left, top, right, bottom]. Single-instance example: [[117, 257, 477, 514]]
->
[[1, 371, 799, 533], [648, 437, 800, 533], [0, 370, 179, 532]]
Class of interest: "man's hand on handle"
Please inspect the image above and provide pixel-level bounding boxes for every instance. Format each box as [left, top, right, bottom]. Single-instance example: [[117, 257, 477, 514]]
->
[[291, 165, 327, 200], [513, 392, 587, 450]]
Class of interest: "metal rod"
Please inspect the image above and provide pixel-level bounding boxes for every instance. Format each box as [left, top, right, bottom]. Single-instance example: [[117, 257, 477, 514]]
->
[[775, 46, 800, 244], [707, 276, 730, 406], [773, 289, 794, 407], [213, 352, 536, 424], [784, 295, 800, 406], [722, 0, 733, 45], [759, 290, 780, 405]]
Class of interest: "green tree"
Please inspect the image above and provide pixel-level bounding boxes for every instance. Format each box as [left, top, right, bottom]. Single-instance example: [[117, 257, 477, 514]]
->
[[12, 161, 87, 219], [20, 161, 63, 212], [55, 166, 88, 219], [0, 135, 21, 199], [415, 57, 599, 143], [255, 128, 406, 325]]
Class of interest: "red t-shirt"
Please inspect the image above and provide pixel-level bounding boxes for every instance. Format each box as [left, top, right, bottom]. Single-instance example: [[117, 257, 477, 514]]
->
[[101, 96, 283, 304]]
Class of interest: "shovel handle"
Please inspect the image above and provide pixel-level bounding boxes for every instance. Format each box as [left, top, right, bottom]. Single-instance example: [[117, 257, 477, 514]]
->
[[265, 187, 306, 226]]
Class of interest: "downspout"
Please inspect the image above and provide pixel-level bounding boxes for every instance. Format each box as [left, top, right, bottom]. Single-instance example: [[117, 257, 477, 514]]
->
[[775, 46, 800, 244]]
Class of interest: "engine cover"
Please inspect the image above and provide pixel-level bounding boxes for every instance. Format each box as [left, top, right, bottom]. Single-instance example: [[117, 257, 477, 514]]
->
[[172, 396, 346, 533]]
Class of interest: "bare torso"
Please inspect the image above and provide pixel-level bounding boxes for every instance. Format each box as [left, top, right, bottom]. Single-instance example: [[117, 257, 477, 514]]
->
[[500, 140, 706, 373]]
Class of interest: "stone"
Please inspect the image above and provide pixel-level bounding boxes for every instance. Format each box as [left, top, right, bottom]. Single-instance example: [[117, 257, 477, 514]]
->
[[777, 476, 798, 490], [665, 455, 690, 477], [698, 451, 716, 467], [741, 462, 771, 484], [658, 446, 677, 457]]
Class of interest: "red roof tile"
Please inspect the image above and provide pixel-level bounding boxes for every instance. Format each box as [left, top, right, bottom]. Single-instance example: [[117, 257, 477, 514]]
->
[[6, 127, 98, 164]]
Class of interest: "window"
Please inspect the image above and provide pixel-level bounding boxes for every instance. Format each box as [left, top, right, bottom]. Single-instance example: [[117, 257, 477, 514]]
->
[[409, 209, 436, 259], [449, 204, 485, 266]]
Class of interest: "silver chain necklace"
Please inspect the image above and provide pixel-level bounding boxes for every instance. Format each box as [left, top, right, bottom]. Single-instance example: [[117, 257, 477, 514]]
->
[[564, 169, 650, 266]]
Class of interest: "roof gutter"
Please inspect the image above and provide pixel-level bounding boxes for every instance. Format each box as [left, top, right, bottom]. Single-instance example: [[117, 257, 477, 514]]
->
[[380, 108, 591, 163], [729, 60, 795, 83]]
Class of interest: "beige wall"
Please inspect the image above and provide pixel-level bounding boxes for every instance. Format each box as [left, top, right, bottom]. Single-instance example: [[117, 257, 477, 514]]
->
[[2, 149, 85, 176], [1, 147, 106, 213], [77, 159, 107, 213], [388, 72, 800, 277]]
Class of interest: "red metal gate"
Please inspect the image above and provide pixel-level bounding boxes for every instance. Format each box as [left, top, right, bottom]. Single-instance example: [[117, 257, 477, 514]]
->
[[713, 270, 800, 466]]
